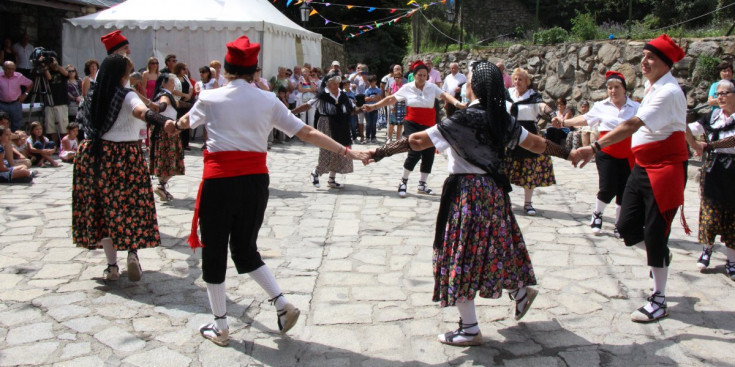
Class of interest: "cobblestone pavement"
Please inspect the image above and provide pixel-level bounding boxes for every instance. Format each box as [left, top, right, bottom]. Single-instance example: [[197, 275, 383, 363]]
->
[[1, 136, 733, 367]]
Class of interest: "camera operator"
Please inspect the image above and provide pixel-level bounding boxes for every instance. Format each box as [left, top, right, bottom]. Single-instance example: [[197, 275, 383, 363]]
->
[[40, 55, 69, 146]]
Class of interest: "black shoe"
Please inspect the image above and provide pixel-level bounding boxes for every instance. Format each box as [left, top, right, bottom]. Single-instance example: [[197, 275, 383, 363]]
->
[[696, 246, 713, 272], [590, 211, 602, 235]]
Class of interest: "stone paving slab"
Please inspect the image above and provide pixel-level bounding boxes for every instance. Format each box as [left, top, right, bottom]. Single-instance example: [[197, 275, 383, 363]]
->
[[0, 136, 733, 366]]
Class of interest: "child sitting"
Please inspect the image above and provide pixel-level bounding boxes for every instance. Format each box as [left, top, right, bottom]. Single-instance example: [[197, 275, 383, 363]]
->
[[27, 121, 59, 167], [10, 130, 31, 168], [0, 125, 33, 183], [60, 122, 80, 163]]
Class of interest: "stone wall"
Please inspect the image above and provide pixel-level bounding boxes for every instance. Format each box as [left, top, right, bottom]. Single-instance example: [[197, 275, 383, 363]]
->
[[321, 38, 345, 72], [0, 2, 84, 64], [407, 36, 735, 112], [461, 0, 534, 41]]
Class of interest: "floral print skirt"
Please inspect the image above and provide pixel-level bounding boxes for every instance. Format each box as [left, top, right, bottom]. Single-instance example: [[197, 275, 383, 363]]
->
[[150, 131, 185, 177], [315, 116, 353, 175], [506, 154, 556, 189], [72, 140, 161, 250], [698, 196, 735, 248], [433, 175, 537, 307]]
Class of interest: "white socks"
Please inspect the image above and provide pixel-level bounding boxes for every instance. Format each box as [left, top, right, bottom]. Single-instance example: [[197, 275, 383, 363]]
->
[[650, 266, 668, 295], [456, 299, 479, 333], [402, 168, 411, 181], [419, 172, 429, 183], [206, 282, 228, 331], [615, 204, 622, 225], [101, 238, 116, 265], [249, 265, 288, 310], [595, 199, 608, 215]]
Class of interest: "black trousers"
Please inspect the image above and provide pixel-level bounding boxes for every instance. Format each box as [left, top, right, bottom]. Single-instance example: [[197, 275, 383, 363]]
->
[[617, 163, 686, 268], [199, 174, 269, 283], [402, 120, 435, 174], [595, 151, 631, 205]]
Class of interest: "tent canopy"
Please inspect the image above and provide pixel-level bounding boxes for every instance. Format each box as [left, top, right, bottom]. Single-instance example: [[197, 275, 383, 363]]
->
[[63, 0, 321, 80]]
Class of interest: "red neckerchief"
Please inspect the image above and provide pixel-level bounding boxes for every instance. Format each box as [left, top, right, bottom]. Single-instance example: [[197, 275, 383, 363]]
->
[[631, 131, 691, 234], [188, 150, 268, 250]]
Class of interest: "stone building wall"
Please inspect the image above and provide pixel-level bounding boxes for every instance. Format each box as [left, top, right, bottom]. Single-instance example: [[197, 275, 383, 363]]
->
[[461, 0, 535, 41], [0, 1, 83, 65], [407, 36, 735, 113], [321, 38, 345, 72]]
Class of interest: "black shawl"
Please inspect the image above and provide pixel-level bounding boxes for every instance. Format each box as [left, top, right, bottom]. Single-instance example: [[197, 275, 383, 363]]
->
[[317, 91, 353, 147]]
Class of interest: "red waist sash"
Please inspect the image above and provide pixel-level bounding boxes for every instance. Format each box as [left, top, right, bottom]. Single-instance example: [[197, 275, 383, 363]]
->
[[406, 106, 436, 126], [188, 150, 268, 250], [631, 131, 690, 234], [599, 131, 634, 169]]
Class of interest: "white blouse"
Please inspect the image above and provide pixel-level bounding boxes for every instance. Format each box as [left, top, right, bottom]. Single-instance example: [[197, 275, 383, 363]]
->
[[689, 109, 735, 155], [101, 92, 146, 142]]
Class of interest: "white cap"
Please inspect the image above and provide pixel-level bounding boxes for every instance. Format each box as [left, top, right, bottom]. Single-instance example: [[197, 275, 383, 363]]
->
[[331, 60, 340, 67]]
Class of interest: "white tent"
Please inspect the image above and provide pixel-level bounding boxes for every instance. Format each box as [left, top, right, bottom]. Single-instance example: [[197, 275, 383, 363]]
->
[[62, 0, 321, 79]]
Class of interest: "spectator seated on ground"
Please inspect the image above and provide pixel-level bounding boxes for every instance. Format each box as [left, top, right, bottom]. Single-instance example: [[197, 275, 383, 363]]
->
[[10, 129, 31, 167], [26, 121, 58, 167], [60, 122, 79, 163], [0, 125, 33, 183]]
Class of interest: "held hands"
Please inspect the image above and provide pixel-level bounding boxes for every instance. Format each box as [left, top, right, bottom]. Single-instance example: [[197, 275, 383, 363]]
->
[[346, 149, 372, 165], [571, 146, 595, 168], [691, 141, 706, 156], [551, 116, 564, 128], [362, 104, 374, 113], [163, 120, 177, 136]]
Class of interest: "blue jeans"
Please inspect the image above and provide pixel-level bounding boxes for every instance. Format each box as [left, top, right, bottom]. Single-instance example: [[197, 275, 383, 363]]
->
[[350, 115, 359, 140], [365, 110, 378, 140], [0, 101, 23, 131]]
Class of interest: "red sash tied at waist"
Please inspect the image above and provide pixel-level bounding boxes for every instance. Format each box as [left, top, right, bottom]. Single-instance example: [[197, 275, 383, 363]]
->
[[188, 150, 269, 250], [406, 106, 436, 127], [630, 131, 690, 234], [599, 131, 634, 169]]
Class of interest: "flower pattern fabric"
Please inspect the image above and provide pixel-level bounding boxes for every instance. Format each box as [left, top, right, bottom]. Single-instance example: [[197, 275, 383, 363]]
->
[[150, 130, 185, 177], [505, 155, 556, 189], [698, 196, 735, 248], [72, 140, 161, 250], [433, 175, 537, 307]]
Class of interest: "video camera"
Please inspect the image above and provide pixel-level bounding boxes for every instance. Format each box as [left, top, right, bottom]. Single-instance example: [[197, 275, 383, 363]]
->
[[29, 47, 58, 69]]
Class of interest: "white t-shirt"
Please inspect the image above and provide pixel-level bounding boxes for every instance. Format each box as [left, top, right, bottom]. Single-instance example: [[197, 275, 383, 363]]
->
[[584, 97, 640, 132], [442, 72, 467, 95], [427, 101, 528, 174], [632, 72, 687, 147], [689, 109, 735, 155], [392, 82, 443, 108], [101, 92, 146, 142], [189, 79, 305, 153]]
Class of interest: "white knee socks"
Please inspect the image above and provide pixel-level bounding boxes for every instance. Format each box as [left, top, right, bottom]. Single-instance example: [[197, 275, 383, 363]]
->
[[456, 299, 479, 333], [524, 188, 533, 204], [419, 172, 429, 183], [206, 282, 228, 331], [595, 199, 608, 215], [615, 204, 621, 225], [650, 266, 668, 296], [101, 238, 116, 265], [402, 168, 411, 181], [249, 265, 288, 310]]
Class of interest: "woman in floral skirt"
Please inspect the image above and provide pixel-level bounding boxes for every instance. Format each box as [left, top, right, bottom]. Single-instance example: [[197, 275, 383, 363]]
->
[[72, 54, 176, 281], [370, 61, 576, 346], [149, 73, 184, 201]]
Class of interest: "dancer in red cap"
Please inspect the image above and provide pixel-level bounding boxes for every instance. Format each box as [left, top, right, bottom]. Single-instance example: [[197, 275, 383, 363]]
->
[[363, 60, 466, 197], [175, 35, 369, 346], [101, 30, 130, 56], [574, 34, 688, 323], [553, 70, 640, 237]]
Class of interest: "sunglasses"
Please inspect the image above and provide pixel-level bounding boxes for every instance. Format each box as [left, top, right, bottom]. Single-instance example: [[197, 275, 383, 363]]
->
[[67, 69, 76, 72], [285, 73, 292, 76], [150, 62, 159, 65], [715, 91, 734, 98]]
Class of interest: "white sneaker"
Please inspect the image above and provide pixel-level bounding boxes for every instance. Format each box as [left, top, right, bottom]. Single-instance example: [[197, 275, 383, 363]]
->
[[590, 212, 602, 235]]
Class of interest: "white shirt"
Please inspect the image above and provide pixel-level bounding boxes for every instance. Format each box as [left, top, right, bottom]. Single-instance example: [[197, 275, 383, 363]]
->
[[442, 72, 467, 95], [288, 75, 300, 103], [101, 92, 145, 142], [12, 42, 34, 70], [632, 71, 687, 147], [393, 82, 443, 108], [584, 97, 640, 132], [217, 74, 227, 88], [427, 101, 529, 174], [189, 79, 305, 153], [689, 109, 735, 155], [506, 88, 541, 121]]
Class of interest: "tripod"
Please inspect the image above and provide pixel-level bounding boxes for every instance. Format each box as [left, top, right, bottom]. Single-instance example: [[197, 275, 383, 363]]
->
[[25, 69, 60, 142]]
